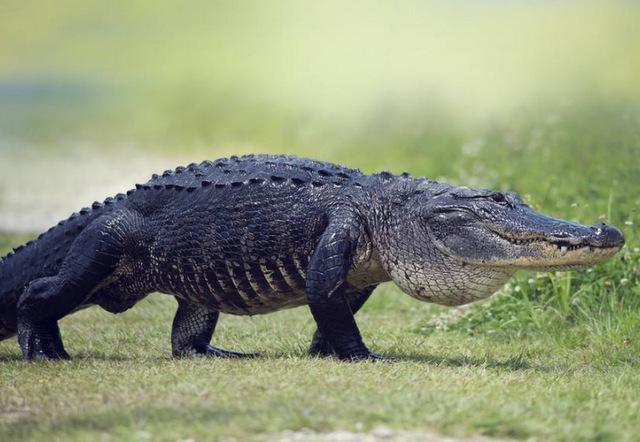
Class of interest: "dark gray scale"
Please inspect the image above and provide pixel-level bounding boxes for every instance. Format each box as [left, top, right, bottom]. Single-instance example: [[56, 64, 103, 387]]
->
[[225, 259, 265, 308], [204, 259, 251, 314], [277, 256, 307, 290], [258, 257, 295, 295], [243, 261, 277, 301], [175, 257, 213, 305]]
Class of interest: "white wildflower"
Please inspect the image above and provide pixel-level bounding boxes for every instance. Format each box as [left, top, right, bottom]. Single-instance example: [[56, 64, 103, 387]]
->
[[620, 278, 629, 285]]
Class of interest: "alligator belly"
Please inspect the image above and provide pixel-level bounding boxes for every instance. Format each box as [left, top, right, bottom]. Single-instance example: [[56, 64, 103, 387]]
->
[[213, 289, 309, 315], [159, 256, 310, 315]]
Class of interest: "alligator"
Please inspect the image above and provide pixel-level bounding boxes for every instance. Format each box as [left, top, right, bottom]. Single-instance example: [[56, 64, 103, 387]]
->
[[0, 154, 625, 361]]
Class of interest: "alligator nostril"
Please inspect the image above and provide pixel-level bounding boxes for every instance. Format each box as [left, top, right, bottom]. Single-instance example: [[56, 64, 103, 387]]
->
[[604, 225, 625, 247], [593, 224, 625, 247], [590, 223, 610, 236]]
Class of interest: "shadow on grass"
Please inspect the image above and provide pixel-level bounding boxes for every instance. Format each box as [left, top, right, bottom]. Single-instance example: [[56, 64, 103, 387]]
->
[[386, 351, 640, 370], [0, 353, 22, 362], [1, 349, 541, 371], [4, 347, 639, 371], [71, 352, 172, 362], [0, 349, 173, 363], [283, 349, 553, 371], [0, 347, 548, 370], [388, 352, 547, 371]]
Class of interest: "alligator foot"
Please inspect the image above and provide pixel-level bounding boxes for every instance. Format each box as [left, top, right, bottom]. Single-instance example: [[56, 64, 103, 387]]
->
[[310, 335, 394, 362], [17, 319, 71, 361], [309, 331, 335, 358]]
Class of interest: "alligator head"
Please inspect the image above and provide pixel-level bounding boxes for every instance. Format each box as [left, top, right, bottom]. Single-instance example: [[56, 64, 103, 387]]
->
[[424, 187, 624, 270], [375, 184, 624, 306]]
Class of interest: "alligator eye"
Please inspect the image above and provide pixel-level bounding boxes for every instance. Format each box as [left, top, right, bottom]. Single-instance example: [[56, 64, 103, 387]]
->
[[489, 192, 507, 204]]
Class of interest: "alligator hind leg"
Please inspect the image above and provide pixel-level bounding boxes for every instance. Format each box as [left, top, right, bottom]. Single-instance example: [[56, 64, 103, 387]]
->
[[17, 211, 138, 361], [16, 299, 69, 360], [171, 298, 257, 358]]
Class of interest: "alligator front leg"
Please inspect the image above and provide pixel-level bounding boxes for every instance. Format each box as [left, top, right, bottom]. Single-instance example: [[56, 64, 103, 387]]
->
[[306, 210, 381, 361], [309, 286, 376, 357], [171, 298, 257, 358]]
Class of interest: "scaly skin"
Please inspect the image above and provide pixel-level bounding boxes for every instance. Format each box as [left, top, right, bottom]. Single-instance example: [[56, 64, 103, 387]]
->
[[0, 154, 625, 361]]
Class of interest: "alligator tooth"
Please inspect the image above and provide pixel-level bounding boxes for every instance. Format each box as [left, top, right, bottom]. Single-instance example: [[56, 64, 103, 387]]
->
[[560, 245, 568, 255]]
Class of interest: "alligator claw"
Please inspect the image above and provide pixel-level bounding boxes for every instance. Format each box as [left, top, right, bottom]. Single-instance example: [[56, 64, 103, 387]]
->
[[308, 339, 335, 358], [340, 351, 396, 362], [203, 345, 258, 359], [309, 338, 393, 362]]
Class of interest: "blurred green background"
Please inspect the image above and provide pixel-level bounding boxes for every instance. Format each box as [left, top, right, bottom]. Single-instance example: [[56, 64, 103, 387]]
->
[[0, 0, 639, 233]]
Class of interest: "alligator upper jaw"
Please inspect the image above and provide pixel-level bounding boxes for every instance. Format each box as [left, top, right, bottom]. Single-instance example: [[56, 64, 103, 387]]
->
[[494, 221, 624, 250], [493, 233, 624, 269], [501, 235, 619, 253]]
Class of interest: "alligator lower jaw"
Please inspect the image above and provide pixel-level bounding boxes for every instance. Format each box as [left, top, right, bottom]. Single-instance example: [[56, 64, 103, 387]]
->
[[474, 232, 622, 269], [508, 243, 622, 270]]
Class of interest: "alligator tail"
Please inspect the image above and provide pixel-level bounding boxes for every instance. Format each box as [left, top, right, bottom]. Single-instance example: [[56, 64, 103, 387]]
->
[[0, 197, 121, 340]]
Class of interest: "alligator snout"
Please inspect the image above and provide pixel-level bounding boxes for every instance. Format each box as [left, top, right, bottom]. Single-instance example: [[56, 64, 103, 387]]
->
[[546, 221, 625, 249], [588, 223, 625, 248]]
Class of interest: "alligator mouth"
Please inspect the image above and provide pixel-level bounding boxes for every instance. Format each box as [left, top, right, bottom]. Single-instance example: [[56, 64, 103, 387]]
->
[[427, 208, 624, 268], [492, 231, 622, 257], [475, 230, 622, 270], [436, 209, 622, 252]]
